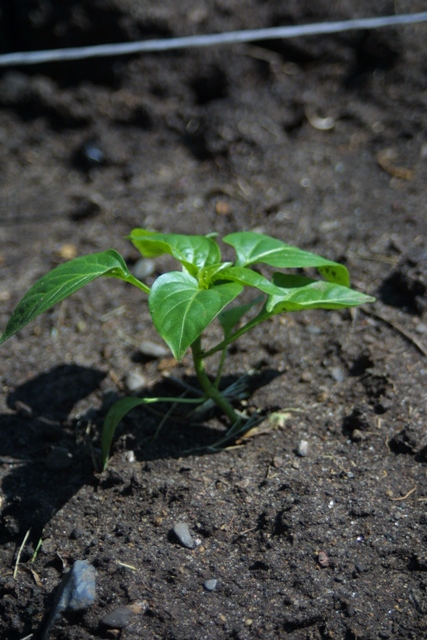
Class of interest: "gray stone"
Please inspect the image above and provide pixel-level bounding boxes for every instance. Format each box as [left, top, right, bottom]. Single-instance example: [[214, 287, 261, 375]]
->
[[41, 560, 96, 640], [203, 579, 218, 591], [305, 324, 322, 335], [172, 522, 195, 549], [133, 258, 155, 280], [125, 371, 146, 391], [100, 601, 148, 629], [139, 339, 169, 358], [331, 366, 345, 382], [64, 561, 96, 611], [101, 606, 133, 629], [297, 440, 309, 457]]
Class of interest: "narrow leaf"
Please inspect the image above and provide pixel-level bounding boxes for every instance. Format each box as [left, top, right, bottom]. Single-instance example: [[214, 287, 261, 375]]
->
[[101, 394, 205, 469], [267, 273, 375, 313], [149, 272, 243, 360], [223, 232, 349, 286], [0, 250, 148, 345], [102, 397, 149, 470], [129, 229, 221, 275]]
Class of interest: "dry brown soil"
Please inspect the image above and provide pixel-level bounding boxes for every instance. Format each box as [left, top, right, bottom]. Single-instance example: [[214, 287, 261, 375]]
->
[[0, 2, 427, 639]]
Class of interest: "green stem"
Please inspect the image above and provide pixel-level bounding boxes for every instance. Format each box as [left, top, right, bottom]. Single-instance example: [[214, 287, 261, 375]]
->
[[199, 308, 272, 359], [109, 272, 151, 294], [213, 346, 227, 388], [191, 336, 241, 425], [124, 274, 151, 294]]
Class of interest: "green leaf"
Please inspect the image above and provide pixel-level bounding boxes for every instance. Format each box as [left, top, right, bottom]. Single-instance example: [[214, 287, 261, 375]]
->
[[129, 229, 221, 276], [0, 250, 149, 345], [223, 231, 349, 286], [197, 262, 233, 289], [102, 397, 149, 470], [217, 266, 284, 295], [218, 296, 264, 338], [266, 273, 375, 313], [149, 272, 243, 360]]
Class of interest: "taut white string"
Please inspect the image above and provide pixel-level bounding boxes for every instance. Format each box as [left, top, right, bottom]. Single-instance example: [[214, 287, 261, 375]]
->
[[0, 12, 426, 67]]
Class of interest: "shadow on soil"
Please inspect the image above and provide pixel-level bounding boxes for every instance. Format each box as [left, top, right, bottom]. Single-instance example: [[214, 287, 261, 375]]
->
[[0, 363, 281, 547], [0, 365, 106, 547]]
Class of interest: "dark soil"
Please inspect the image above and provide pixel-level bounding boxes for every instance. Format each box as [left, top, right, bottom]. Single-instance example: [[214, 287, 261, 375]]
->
[[1, 2, 427, 639]]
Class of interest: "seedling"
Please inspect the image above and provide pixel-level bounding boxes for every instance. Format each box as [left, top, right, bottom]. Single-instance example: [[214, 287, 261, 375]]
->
[[0, 229, 374, 467]]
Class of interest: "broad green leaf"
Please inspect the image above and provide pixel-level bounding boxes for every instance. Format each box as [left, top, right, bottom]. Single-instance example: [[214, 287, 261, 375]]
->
[[149, 272, 243, 360], [129, 229, 221, 276], [0, 250, 149, 345], [266, 273, 375, 313], [217, 266, 284, 296], [223, 231, 349, 286], [218, 296, 264, 338]]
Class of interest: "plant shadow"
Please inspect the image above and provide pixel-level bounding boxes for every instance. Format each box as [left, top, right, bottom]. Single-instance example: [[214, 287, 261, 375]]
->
[[0, 364, 281, 546], [108, 367, 282, 461], [0, 365, 106, 546]]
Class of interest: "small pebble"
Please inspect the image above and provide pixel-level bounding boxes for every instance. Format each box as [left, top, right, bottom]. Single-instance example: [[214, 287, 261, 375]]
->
[[0, 290, 11, 301], [125, 371, 146, 391], [100, 601, 147, 629], [76, 320, 86, 333], [415, 322, 427, 334], [139, 339, 169, 358], [203, 579, 218, 591], [124, 450, 136, 463], [331, 366, 345, 382], [273, 456, 285, 468], [305, 324, 322, 335], [351, 429, 367, 442], [172, 522, 196, 549], [133, 258, 155, 280], [70, 527, 85, 540], [57, 243, 77, 260], [297, 440, 309, 457], [318, 551, 330, 568], [101, 606, 133, 629], [82, 141, 105, 166], [215, 200, 230, 215]]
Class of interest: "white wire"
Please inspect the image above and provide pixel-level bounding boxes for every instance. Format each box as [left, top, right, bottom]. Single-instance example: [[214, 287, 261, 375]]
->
[[0, 12, 426, 67]]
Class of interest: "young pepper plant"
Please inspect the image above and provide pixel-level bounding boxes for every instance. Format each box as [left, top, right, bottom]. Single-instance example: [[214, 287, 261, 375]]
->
[[0, 229, 374, 468]]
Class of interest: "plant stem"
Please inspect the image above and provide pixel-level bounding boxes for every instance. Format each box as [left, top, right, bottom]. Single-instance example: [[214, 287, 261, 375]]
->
[[213, 346, 227, 388], [110, 272, 151, 294], [200, 308, 272, 359], [191, 336, 241, 424]]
